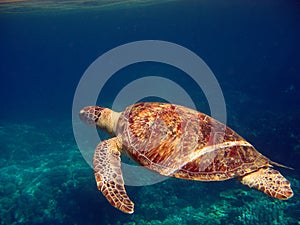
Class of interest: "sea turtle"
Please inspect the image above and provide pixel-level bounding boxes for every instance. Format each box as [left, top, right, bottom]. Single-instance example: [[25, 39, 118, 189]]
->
[[79, 102, 293, 214]]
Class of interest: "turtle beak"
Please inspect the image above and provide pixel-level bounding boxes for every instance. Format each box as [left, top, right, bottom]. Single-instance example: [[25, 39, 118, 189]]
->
[[79, 106, 104, 127]]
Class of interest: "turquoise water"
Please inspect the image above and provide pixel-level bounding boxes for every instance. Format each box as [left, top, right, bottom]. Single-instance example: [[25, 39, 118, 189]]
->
[[1, 1, 299, 224]]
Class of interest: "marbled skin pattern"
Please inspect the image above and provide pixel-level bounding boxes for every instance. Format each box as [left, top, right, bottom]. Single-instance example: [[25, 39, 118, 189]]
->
[[116, 102, 269, 181]]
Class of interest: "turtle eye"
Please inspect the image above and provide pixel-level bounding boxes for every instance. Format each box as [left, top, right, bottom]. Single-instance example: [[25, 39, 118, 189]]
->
[[79, 106, 104, 126]]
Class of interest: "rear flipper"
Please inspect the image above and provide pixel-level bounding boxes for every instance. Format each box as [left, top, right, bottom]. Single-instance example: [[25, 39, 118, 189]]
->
[[240, 167, 293, 200]]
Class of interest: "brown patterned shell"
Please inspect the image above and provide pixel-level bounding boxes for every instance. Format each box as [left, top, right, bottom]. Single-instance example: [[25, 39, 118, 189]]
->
[[115, 102, 270, 181]]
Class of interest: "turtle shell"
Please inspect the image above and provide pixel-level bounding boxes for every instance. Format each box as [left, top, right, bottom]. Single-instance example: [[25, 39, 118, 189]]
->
[[116, 102, 270, 181]]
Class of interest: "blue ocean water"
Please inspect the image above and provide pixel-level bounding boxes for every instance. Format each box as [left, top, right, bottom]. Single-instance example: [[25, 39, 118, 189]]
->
[[1, 1, 300, 224]]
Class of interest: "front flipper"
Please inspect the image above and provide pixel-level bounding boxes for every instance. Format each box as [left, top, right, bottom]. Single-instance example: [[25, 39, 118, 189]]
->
[[93, 137, 134, 214], [240, 167, 293, 200]]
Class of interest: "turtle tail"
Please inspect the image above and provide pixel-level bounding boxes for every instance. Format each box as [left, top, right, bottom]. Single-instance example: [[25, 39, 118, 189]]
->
[[269, 160, 294, 170]]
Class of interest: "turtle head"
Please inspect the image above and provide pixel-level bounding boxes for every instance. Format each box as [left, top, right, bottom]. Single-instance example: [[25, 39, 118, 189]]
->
[[79, 106, 105, 127], [79, 106, 116, 134]]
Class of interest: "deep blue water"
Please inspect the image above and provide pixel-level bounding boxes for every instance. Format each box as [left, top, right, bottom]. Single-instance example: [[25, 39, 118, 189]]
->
[[1, 1, 300, 224]]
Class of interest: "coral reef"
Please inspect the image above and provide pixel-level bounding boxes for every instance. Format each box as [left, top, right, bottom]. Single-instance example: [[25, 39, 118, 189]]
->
[[0, 119, 299, 225]]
